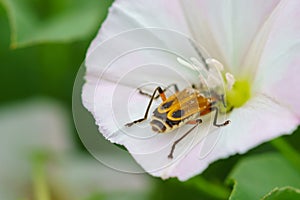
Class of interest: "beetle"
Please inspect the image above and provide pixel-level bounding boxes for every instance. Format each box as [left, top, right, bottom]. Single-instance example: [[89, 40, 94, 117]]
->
[[125, 83, 230, 159]]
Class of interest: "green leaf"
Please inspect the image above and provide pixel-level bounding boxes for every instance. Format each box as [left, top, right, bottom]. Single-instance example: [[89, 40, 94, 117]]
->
[[185, 176, 230, 199], [262, 187, 300, 200], [84, 193, 105, 200], [227, 153, 300, 200], [0, 0, 113, 48]]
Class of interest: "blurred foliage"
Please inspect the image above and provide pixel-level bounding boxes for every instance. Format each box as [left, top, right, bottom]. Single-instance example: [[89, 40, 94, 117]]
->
[[227, 153, 300, 200], [1, 0, 300, 200], [1, 0, 113, 48], [0, 0, 112, 105], [262, 187, 300, 200]]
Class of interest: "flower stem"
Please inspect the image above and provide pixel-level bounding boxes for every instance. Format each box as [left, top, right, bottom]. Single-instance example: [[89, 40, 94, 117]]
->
[[271, 137, 300, 172], [32, 153, 51, 200], [187, 176, 230, 199]]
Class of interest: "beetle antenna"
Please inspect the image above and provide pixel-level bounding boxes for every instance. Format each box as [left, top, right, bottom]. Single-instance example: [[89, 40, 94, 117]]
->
[[188, 38, 209, 70]]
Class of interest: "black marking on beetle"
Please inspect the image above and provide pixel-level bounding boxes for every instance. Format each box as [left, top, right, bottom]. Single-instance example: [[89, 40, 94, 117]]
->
[[161, 100, 174, 109], [153, 109, 168, 120], [171, 110, 185, 118], [153, 108, 183, 128]]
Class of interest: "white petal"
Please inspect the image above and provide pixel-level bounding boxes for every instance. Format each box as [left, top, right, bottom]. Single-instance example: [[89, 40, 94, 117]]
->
[[167, 94, 299, 181], [252, 0, 300, 117], [181, 0, 281, 72], [87, 0, 190, 57], [89, 0, 282, 73]]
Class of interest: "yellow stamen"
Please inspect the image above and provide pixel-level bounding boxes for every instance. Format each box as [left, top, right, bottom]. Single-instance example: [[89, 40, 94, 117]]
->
[[226, 79, 251, 109]]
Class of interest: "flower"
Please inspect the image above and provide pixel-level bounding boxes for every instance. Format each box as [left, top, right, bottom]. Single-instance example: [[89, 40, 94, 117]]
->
[[0, 99, 151, 199], [82, 0, 300, 181]]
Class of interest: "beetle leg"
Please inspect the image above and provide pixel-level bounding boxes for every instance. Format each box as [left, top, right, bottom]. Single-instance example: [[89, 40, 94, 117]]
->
[[210, 107, 230, 127], [220, 94, 227, 108], [138, 83, 179, 99], [187, 119, 202, 125], [125, 87, 166, 127], [168, 119, 202, 159]]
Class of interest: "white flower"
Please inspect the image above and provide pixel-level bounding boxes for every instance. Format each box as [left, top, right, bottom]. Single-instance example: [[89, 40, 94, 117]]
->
[[0, 99, 151, 199], [82, 0, 300, 181], [0, 99, 71, 200]]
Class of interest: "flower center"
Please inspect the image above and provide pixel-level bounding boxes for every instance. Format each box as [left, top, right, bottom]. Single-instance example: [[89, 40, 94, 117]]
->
[[226, 79, 251, 109], [176, 57, 251, 111]]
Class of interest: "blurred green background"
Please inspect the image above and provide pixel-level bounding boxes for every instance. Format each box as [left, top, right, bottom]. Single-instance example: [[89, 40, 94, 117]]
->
[[1, 0, 300, 200]]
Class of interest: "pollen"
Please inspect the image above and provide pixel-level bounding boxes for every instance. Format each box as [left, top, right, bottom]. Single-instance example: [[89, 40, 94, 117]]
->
[[226, 79, 251, 109]]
